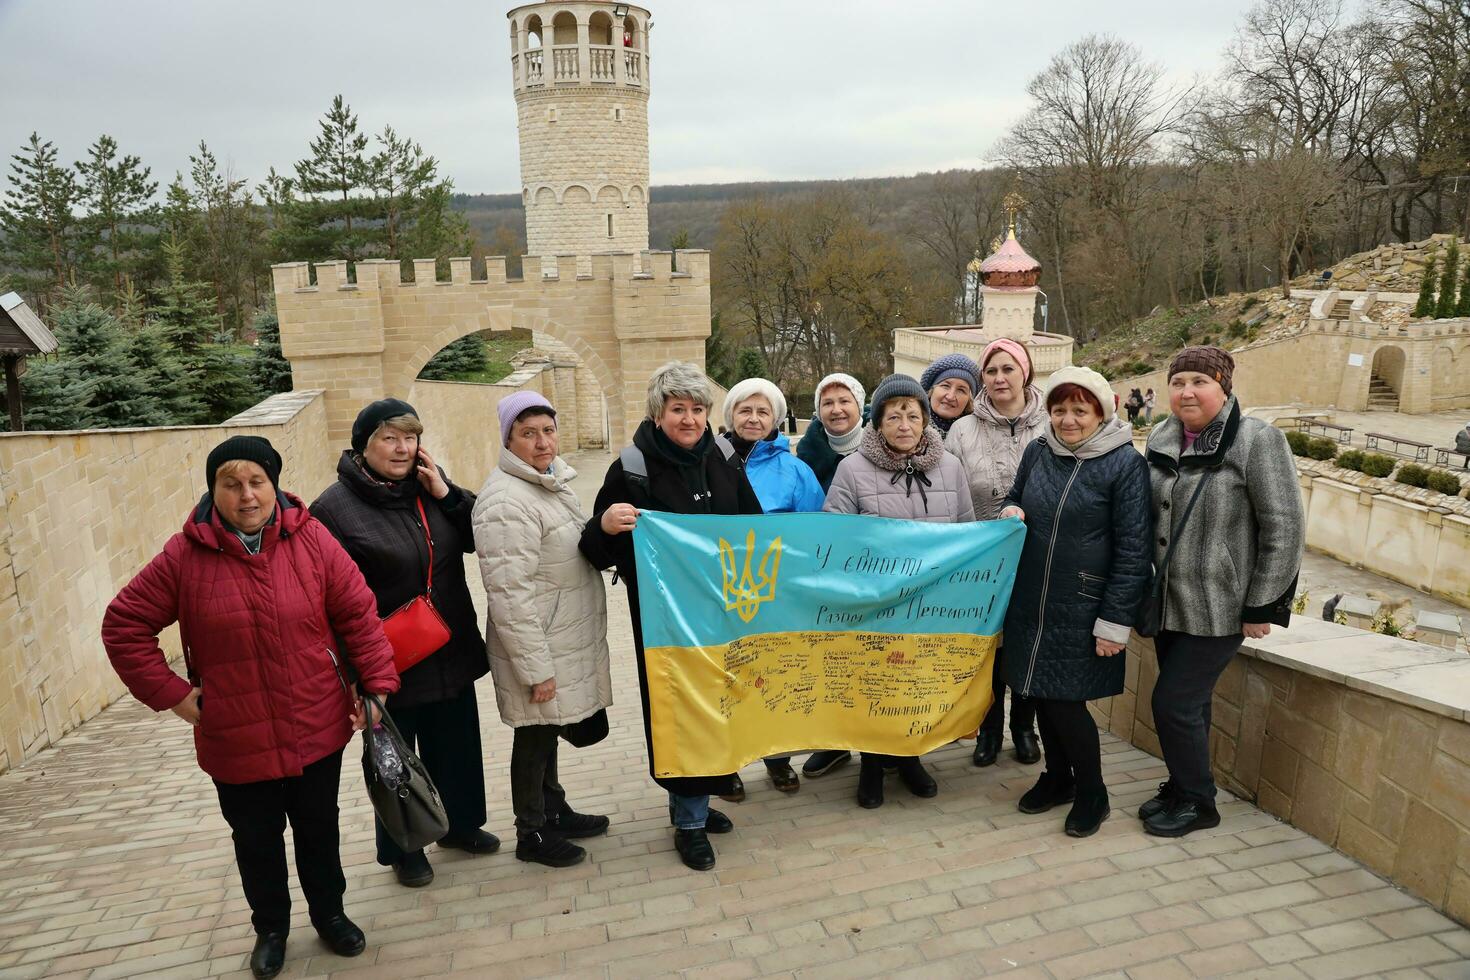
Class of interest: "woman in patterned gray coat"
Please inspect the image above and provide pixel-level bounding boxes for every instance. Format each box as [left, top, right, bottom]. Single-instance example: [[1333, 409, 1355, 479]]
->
[[1138, 347, 1304, 838], [1000, 367, 1152, 839]]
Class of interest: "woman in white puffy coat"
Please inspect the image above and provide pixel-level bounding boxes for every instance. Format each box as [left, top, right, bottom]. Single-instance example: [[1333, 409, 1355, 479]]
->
[[472, 392, 613, 870]]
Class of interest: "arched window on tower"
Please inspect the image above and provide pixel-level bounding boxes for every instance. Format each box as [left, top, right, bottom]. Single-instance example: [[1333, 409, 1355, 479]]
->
[[525, 14, 543, 47], [589, 11, 615, 81], [551, 10, 578, 44], [623, 15, 639, 48], [523, 15, 544, 85], [551, 11, 579, 81]]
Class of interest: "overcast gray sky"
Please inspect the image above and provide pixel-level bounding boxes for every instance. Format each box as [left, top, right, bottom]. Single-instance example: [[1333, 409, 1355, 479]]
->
[[0, 0, 1260, 195]]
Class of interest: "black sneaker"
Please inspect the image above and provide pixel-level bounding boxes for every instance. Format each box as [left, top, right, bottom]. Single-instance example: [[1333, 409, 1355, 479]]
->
[[802, 750, 852, 777], [1064, 788, 1110, 838], [1137, 780, 1178, 821], [391, 849, 434, 888], [674, 828, 716, 871], [1144, 798, 1221, 838], [312, 914, 366, 957], [437, 829, 501, 854], [1017, 771, 1075, 814], [249, 932, 286, 979], [546, 808, 610, 839], [516, 831, 586, 868]]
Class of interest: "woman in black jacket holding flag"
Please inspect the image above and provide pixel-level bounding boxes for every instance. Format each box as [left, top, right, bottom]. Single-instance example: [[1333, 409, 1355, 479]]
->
[[580, 361, 764, 872]]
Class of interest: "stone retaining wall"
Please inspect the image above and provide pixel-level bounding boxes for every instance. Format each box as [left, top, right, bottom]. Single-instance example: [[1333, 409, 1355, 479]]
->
[[1092, 617, 1470, 924], [0, 391, 333, 775]]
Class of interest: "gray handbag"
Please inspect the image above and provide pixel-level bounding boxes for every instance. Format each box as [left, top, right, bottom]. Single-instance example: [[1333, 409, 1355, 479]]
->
[[327, 650, 450, 851]]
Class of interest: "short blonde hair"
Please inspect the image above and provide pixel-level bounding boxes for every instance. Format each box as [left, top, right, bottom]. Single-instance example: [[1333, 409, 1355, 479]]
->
[[372, 414, 424, 439]]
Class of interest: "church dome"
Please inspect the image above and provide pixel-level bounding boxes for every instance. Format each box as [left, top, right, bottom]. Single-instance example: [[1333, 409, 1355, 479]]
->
[[980, 230, 1041, 288]]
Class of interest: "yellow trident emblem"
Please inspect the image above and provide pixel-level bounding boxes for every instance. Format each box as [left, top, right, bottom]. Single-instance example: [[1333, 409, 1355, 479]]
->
[[718, 529, 782, 623]]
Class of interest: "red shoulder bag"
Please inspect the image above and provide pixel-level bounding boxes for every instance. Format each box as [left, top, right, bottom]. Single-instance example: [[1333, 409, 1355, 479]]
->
[[381, 497, 452, 673]]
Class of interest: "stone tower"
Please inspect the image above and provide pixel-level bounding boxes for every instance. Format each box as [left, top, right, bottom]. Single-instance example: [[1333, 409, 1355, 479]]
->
[[509, 1, 651, 257]]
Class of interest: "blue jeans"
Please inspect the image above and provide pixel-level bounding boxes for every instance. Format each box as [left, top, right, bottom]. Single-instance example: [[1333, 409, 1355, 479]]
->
[[668, 793, 709, 830]]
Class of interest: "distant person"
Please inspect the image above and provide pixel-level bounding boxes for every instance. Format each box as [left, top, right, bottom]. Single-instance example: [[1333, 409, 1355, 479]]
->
[[1141, 346, 1305, 837], [1125, 388, 1143, 425], [1144, 388, 1156, 423], [1456, 421, 1470, 455], [919, 354, 980, 438], [102, 436, 399, 980]]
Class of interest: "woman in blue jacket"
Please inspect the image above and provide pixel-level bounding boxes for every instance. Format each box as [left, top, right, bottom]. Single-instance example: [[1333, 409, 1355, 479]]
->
[[719, 377, 826, 799]]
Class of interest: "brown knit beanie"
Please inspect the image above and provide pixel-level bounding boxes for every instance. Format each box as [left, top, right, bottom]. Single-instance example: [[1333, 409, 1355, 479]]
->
[[1168, 346, 1235, 395]]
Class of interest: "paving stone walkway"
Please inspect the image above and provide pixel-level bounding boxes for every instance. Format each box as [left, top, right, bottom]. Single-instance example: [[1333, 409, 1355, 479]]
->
[[2, 524, 1468, 977]]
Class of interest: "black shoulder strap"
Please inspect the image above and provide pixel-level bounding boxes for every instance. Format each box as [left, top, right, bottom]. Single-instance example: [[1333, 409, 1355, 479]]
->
[[1157, 469, 1214, 580]]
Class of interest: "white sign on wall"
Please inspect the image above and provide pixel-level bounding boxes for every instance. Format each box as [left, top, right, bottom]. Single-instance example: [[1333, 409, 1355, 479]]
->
[[1347, 353, 1365, 367]]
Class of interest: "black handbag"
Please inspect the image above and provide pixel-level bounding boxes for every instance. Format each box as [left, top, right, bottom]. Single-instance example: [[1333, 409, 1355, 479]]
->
[[561, 708, 610, 748], [1136, 469, 1214, 638], [327, 650, 450, 851]]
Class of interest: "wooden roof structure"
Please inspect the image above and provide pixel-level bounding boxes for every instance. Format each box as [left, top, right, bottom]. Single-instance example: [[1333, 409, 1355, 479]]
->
[[0, 292, 58, 356]]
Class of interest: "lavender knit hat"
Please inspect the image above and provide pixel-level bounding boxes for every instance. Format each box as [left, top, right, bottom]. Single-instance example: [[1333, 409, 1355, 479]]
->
[[497, 391, 556, 445]]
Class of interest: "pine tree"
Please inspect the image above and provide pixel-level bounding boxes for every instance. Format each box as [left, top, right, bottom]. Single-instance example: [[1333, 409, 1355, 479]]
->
[[371, 125, 437, 258], [152, 237, 219, 354], [1412, 254, 1437, 318], [294, 95, 372, 263], [74, 135, 158, 305], [0, 133, 79, 310], [150, 237, 253, 422], [1435, 238, 1460, 318], [249, 309, 293, 395], [1457, 257, 1470, 318], [419, 335, 487, 380]]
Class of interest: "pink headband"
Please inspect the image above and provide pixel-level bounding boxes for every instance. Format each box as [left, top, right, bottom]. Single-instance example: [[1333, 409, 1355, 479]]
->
[[981, 338, 1032, 385]]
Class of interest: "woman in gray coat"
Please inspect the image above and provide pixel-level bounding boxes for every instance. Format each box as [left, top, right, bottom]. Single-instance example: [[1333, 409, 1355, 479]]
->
[[1140, 347, 1304, 838], [824, 374, 975, 808]]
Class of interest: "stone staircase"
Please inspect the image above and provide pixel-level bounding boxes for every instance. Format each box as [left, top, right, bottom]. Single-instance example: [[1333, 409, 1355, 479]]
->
[[1368, 373, 1399, 409]]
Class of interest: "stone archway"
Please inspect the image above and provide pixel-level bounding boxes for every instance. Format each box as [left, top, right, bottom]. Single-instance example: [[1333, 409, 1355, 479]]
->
[[1370, 345, 1405, 411], [270, 251, 711, 450]]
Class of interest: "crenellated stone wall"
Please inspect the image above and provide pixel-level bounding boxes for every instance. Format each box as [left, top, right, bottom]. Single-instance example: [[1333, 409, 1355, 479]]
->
[[0, 391, 334, 775]]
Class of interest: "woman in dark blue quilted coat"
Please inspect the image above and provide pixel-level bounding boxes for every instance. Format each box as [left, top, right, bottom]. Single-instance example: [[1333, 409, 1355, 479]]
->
[[1000, 367, 1152, 838]]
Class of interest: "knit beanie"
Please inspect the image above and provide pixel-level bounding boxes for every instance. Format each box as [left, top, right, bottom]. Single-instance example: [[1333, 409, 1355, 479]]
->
[[1169, 345, 1236, 395], [919, 353, 980, 394], [351, 398, 418, 453], [813, 373, 866, 415], [980, 338, 1033, 385], [868, 373, 929, 429], [723, 378, 787, 431], [206, 435, 282, 490], [497, 391, 557, 446], [1044, 366, 1117, 422]]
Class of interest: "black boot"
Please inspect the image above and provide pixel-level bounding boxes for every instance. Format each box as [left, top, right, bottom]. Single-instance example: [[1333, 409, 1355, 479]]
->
[[249, 933, 286, 979], [857, 757, 885, 809], [546, 807, 610, 839], [390, 849, 433, 888], [437, 829, 501, 855], [896, 757, 938, 798], [1144, 798, 1221, 838], [1064, 788, 1110, 838], [766, 760, 800, 793], [718, 773, 745, 803], [972, 730, 1001, 767], [704, 808, 733, 834], [1012, 730, 1041, 765], [313, 914, 366, 957], [1017, 770, 1075, 814], [674, 829, 716, 870], [516, 831, 586, 868], [1137, 780, 1178, 821]]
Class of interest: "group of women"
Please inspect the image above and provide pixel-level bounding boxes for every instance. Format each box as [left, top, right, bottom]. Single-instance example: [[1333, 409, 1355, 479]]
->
[[100, 342, 1303, 978]]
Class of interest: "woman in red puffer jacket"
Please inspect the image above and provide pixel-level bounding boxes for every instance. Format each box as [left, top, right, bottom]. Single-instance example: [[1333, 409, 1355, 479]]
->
[[101, 436, 398, 980]]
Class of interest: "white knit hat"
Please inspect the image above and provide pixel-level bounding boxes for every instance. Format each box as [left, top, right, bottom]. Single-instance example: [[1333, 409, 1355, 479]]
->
[[1043, 366, 1117, 422], [723, 378, 787, 431], [813, 373, 866, 415]]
